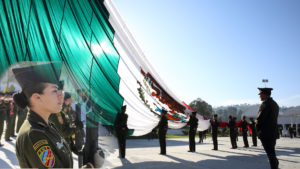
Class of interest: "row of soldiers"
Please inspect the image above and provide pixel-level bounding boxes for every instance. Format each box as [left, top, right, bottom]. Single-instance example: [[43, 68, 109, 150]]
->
[[113, 109, 200, 157], [156, 112, 259, 154], [212, 115, 257, 150], [156, 113, 258, 154], [157, 87, 279, 169], [152, 110, 257, 155], [111, 87, 279, 169], [0, 92, 27, 147]]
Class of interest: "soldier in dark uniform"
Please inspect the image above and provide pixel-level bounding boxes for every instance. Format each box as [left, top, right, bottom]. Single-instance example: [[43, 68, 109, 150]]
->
[[210, 114, 219, 150], [49, 92, 78, 146], [84, 97, 101, 167], [158, 109, 168, 155], [187, 111, 198, 152], [74, 97, 85, 162], [16, 107, 27, 134], [233, 117, 238, 142], [288, 126, 293, 138], [4, 94, 13, 141], [298, 125, 300, 137], [293, 126, 296, 138], [10, 97, 18, 137], [198, 131, 204, 143], [228, 115, 237, 149], [114, 105, 128, 158], [61, 91, 77, 123], [277, 125, 283, 138], [256, 87, 279, 169], [0, 92, 6, 146], [12, 63, 93, 168], [249, 118, 257, 146], [239, 116, 249, 147], [203, 129, 207, 140]]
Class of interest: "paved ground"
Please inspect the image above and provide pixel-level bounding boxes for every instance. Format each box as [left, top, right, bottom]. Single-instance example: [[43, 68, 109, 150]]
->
[[1, 136, 299, 168], [103, 136, 300, 169]]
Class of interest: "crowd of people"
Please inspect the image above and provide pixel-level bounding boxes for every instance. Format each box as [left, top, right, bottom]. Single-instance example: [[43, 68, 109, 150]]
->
[[0, 92, 27, 147]]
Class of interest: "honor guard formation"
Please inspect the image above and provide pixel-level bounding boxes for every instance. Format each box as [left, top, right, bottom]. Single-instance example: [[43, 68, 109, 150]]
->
[[0, 63, 285, 169]]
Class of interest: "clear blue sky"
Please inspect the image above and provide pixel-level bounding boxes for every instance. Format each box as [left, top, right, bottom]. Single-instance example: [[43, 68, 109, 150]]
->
[[114, 0, 300, 107]]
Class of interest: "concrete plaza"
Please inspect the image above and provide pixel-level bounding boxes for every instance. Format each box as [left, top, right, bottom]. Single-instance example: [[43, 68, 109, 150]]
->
[[1, 136, 299, 168], [103, 136, 300, 169]]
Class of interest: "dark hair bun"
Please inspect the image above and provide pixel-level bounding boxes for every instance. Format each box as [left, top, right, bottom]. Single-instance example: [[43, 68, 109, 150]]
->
[[13, 92, 28, 109]]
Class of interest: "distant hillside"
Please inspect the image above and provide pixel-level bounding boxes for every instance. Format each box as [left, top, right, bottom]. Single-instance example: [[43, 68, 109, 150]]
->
[[282, 106, 300, 115], [213, 104, 300, 121], [214, 103, 260, 113]]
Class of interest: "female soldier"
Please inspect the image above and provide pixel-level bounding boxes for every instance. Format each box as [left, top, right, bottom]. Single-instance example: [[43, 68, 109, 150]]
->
[[12, 63, 92, 168]]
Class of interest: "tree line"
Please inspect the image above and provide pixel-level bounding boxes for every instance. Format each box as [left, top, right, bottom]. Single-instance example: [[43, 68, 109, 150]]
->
[[189, 98, 253, 121]]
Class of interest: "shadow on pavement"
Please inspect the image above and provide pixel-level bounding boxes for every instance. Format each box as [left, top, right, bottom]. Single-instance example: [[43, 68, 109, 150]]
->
[[276, 147, 300, 163], [0, 146, 19, 166], [166, 153, 270, 169], [113, 160, 199, 169], [126, 139, 226, 149], [126, 139, 188, 148], [0, 158, 11, 169]]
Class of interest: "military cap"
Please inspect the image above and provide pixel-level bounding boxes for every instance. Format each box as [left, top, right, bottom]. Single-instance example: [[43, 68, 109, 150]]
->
[[64, 92, 71, 100], [12, 63, 61, 89], [258, 87, 273, 96]]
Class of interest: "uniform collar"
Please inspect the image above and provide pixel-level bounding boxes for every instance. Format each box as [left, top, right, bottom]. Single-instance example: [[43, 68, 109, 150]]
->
[[262, 97, 272, 103], [28, 110, 49, 128]]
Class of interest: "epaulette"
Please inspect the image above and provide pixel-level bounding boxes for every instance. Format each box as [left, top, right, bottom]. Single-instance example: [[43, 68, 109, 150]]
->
[[28, 120, 47, 131]]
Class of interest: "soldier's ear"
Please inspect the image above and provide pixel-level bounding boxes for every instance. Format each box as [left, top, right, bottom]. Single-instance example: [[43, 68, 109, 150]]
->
[[31, 93, 42, 103]]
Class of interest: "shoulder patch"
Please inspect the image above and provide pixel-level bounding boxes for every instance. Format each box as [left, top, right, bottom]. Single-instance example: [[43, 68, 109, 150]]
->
[[33, 140, 48, 150], [37, 146, 55, 168]]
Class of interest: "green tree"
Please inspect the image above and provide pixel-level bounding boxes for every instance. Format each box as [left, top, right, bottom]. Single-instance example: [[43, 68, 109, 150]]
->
[[214, 106, 244, 121], [189, 98, 213, 118]]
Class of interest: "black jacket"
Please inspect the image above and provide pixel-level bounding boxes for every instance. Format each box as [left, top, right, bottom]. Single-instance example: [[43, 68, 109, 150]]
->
[[211, 120, 219, 133], [187, 116, 198, 130], [239, 120, 248, 132], [114, 113, 128, 131], [256, 97, 279, 140], [158, 115, 168, 131], [228, 119, 236, 132], [249, 121, 256, 134]]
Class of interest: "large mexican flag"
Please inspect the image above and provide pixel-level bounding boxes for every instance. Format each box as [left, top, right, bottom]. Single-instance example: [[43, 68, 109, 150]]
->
[[0, 0, 209, 136]]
